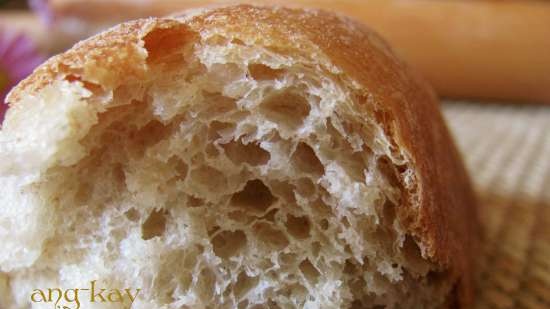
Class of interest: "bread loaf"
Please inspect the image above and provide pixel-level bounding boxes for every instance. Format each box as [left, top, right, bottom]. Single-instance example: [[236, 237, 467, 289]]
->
[[0, 5, 478, 309]]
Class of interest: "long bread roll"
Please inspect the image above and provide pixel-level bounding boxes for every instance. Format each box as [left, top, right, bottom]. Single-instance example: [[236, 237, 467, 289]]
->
[[42, 0, 550, 103], [0, 5, 478, 309]]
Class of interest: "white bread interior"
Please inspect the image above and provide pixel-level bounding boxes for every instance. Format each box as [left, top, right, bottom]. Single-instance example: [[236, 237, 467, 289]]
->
[[0, 16, 454, 309]]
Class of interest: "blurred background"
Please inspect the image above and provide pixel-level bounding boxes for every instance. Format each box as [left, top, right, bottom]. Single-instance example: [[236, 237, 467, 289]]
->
[[0, 0, 549, 308]]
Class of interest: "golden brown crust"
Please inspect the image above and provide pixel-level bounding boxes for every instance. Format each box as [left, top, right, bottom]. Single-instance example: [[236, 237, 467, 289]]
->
[[7, 4, 478, 307]]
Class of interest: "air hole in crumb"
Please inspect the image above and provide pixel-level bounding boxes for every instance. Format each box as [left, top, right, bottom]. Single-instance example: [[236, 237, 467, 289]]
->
[[349, 276, 368, 304], [426, 269, 448, 285], [258, 258, 274, 270], [253, 222, 289, 249], [344, 259, 358, 275], [341, 217, 351, 228], [187, 196, 204, 207], [231, 38, 245, 45], [380, 199, 396, 225], [212, 230, 247, 258], [311, 242, 321, 257], [190, 166, 227, 188], [204, 34, 229, 45], [64, 74, 103, 94], [402, 235, 432, 276], [238, 300, 249, 309], [341, 152, 368, 183], [143, 25, 190, 64], [234, 272, 259, 300], [208, 121, 235, 141], [130, 120, 171, 156], [291, 143, 325, 176], [75, 182, 92, 203], [311, 198, 332, 218], [125, 208, 140, 222], [112, 163, 126, 187], [326, 119, 344, 149], [295, 178, 316, 197], [371, 226, 396, 255], [280, 252, 297, 265], [190, 151, 203, 165], [222, 140, 270, 166], [285, 215, 310, 239], [320, 219, 329, 230], [196, 267, 216, 301], [223, 288, 232, 298], [260, 90, 310, 129], [207, 225, 220, 237], [230, 180, 276, 215], [179, 272, 193, 293], [205, 144, 219, 157], [168, 156, 188, 181], [268, 300, 282, 309], [283, 283, 307, 298], [344, 245, 353, 255], [248, 63, 285, 80], [299, 259, 320, 285], [396, 164, 407, 174], [183, 245, 203, 270], [200, 93, 237, 119], [351, 300, 366, 309], [377, 156, 401, 188], [142, 209, 168, 240], [261, 209, 278, 222], [269, 180, 296, 204]]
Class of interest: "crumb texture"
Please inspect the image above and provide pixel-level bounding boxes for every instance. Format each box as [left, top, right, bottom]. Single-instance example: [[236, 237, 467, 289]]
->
[[0, 9, 460, 309]]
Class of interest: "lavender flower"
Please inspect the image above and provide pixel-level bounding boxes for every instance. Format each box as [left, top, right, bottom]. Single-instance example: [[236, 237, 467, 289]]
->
[[0, 28, 45, 123], [29, 0, 54, 25]]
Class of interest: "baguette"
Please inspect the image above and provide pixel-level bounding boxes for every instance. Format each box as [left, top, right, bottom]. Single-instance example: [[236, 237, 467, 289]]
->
[[0, 5, 478, 309]]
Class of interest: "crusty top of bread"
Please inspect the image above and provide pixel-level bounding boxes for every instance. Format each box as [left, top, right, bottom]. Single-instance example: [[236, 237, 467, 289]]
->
[[5, 4, 478, 306]]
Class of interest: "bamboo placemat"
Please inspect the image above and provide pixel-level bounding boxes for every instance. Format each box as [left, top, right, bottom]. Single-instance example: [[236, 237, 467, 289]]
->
[[442, 102, 550, 309]]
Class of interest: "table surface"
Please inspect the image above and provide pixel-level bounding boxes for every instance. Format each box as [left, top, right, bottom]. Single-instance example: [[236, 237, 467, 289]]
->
[[442, 102, 550, 309]]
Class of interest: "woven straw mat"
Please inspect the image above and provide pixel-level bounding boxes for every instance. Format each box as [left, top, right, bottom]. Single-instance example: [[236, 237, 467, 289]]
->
[[442, 102, 550, 309]]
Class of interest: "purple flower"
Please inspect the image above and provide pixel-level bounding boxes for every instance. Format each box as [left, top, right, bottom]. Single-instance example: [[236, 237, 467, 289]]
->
[[29, 0, 55, 25], [0, 28, 45, 123]]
